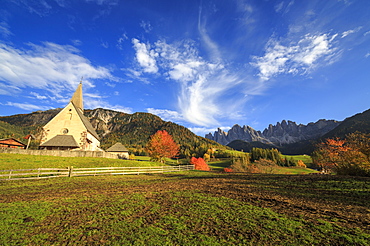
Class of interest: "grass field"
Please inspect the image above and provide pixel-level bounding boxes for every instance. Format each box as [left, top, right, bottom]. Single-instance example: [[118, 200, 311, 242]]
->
[[0, 153, 173, 170], [1, 168, 369, 245]]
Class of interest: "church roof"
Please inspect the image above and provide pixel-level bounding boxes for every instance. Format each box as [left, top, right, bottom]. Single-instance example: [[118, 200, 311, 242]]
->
[[106, 142, 129, 152], [73, 103, 100, 140], [40, 135, 79, 147], [70, 82, 83, 111]]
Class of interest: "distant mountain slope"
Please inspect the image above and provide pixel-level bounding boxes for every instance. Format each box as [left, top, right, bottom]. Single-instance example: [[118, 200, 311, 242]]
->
[[0, 108, 61, 127], [0, 108, 222, 156], [0, 120, 27, 139], [321, 108, 370, 139]]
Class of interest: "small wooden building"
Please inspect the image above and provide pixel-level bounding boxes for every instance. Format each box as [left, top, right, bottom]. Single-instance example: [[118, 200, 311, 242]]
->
[[0, 138, 26, 149], [106, 143, 129, 159]]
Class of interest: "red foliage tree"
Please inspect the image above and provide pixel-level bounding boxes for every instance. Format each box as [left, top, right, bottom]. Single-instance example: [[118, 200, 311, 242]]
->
[[146, 130, 180, 163], [190, 157, 211, 171]]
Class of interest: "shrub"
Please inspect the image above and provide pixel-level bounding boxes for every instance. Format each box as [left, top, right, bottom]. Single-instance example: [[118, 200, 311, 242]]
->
[[223, 168, 233, 173], [190, 157, 211, 171]]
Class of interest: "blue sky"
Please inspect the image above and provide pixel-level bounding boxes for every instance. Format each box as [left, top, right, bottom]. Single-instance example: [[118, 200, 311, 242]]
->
[[1, 0, 369, 136]]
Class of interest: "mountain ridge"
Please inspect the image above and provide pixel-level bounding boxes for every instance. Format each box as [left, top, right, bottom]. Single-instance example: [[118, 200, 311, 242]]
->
[[206, 119, 341, 146]]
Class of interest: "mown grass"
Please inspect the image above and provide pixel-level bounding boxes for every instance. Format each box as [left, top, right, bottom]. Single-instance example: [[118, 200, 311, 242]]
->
[[1, 172, 369, 245], [0, 153, 169, 170]]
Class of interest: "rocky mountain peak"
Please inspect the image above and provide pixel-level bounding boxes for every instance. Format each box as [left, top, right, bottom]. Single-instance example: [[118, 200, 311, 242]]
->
[[206, 119, 341, 146]]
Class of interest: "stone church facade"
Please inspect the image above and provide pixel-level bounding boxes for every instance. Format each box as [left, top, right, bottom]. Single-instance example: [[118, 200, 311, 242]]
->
[[39, 83, 101, 151]]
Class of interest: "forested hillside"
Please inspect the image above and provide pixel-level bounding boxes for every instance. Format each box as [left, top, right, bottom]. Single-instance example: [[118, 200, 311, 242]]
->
[[0, 121, 27, 139], [321, 108, 370, 139], [0, 109, 222, 157]]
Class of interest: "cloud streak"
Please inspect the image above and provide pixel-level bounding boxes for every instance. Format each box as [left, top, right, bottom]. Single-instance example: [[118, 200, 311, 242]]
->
[[0, 42, 116, 91], [132, 38, 246, 127], [252, 33, 338, 81], [0, 42, 128, 112]]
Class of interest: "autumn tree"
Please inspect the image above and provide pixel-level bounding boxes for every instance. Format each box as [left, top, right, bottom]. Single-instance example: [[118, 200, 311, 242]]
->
[[312, 134, 370, 176], [145, 130, 180, 163]]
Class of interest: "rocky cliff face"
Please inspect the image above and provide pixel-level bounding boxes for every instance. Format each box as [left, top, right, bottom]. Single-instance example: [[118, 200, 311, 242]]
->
[[205, 125, 267, 145], [206, 119, 341, 146], [87, 108, 120, 137]]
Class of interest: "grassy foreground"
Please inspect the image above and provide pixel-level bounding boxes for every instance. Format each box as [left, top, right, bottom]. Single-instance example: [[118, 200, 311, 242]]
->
[[1, 171, 369, 245], [0, 153, 167, 170]]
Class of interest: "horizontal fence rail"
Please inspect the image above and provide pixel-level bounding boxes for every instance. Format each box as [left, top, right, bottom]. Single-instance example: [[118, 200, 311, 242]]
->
[[0, 165, 195, 180], [0, 168, 70, 180]]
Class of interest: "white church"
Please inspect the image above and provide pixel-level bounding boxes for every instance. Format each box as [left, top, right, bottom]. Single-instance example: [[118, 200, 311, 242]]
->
[[39, 82, 101, 151]]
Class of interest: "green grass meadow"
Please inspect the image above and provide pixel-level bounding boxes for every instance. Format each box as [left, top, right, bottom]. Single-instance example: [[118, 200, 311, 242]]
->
[[1, 153, 369, 245], [0, 153, 168, 170]]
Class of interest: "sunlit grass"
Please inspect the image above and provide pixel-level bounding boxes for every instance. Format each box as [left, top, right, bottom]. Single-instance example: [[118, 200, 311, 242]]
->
[[0, 153, 163, 170], [0, 173, 369, 245]]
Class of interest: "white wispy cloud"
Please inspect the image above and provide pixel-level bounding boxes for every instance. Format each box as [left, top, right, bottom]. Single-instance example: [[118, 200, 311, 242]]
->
[[0, 42, 117, 92], [132, 38, 247, 127], [132, 38, 158, 73], [252, 33, 338, 81], [341, 27, 362, 38], [140, 20, 153, 33], [30, 92, 48, 100], [3, 102, 51, 111], [0, 22, 12, 38], [274, 1, 295, 14], [0, 42, 126, 112], [146, 108, 183, 122]]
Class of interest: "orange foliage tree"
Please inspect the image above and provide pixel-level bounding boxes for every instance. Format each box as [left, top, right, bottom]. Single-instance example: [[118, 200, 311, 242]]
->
[[145, 130, 180, 163], [312, 136, 370, 176], [190, 157, 211, 171]]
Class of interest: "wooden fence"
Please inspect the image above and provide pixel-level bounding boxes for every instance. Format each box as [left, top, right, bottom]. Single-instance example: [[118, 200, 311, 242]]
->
[[0, 165, 195, 181]]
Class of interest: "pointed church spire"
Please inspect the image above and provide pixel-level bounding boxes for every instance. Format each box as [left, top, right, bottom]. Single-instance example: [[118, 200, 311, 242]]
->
[[70, 79, 84, 111]]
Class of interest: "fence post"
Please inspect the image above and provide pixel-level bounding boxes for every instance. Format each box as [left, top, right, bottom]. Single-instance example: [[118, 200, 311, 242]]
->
[[37, 168, 40, 178], [8, 170, 12, 180], [68, 166, 73, 177]]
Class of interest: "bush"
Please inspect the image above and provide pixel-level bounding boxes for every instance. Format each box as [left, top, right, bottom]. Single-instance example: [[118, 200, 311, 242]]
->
[[190, 157, 211, 171], [223, 168, 233, 173]]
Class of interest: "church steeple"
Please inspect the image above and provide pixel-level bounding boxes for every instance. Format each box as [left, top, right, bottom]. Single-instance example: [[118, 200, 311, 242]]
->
[[70, 80, 84, 112]]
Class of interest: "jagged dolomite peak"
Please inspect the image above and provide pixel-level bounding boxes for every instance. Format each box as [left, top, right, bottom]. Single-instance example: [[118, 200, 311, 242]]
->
[[206, 119, 341, 146]]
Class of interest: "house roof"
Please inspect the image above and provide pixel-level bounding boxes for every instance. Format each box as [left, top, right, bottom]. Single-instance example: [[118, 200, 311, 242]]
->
[[40, 135, 79, 147], [0, 138, 26, 146], [106, 142, 129, 152]]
